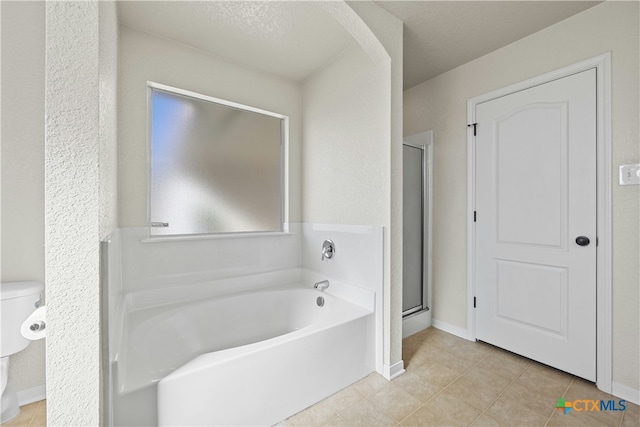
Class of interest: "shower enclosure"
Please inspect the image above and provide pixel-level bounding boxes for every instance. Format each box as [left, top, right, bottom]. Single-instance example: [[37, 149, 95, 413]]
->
[[402, 131, 433, 335]]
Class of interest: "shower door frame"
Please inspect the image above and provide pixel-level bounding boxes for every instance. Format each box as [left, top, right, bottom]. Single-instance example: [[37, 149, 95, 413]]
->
[[402, 132, 433, 318]]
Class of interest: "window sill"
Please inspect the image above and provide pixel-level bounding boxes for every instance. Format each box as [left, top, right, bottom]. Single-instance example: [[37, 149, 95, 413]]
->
[[141, 230, 295, 243]]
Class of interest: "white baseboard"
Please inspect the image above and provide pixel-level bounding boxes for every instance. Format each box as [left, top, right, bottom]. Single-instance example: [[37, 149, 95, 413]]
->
[[383, 360, 405, 381], [432, 318, 473, 341], [17, 385, 46, 406], [402, 310, 431, 338], [612, 381, 640, 405]]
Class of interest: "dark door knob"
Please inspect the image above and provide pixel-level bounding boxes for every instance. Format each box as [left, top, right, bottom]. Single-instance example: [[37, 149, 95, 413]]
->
[[575, 236, 590, 246]]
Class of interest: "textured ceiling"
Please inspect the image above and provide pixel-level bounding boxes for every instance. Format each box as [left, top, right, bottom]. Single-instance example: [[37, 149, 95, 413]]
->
[[376, 1, 602, 89], [118, 1, 602, 89], [117, 1, 354, 82]]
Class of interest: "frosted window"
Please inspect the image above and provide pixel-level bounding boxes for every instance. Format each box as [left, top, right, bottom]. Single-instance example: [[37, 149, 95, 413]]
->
[[149, 85, 285, 236]]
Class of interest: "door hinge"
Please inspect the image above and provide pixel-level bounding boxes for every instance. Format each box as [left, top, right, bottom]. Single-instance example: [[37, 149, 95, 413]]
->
[[473, 297, 477, 308], [473, 211, 477, 222], [467, 123, 477, 136]]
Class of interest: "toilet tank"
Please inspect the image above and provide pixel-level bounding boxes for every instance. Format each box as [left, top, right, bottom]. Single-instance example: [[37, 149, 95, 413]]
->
[[0, 281, 43, 357]]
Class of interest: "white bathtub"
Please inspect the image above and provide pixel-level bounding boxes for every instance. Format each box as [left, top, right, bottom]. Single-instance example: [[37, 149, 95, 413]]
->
[[114, 277, 375, 426]]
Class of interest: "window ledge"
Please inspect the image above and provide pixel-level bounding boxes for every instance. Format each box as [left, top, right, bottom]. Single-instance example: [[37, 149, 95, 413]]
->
[[141, 230, 295, 243]]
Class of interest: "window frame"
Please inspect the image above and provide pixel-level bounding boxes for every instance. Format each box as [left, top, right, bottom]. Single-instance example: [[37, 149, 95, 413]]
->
[[146, 81, 290, 239]]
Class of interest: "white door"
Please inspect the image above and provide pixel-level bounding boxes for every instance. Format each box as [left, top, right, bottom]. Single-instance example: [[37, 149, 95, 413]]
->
[[474, 69, 597, 381]]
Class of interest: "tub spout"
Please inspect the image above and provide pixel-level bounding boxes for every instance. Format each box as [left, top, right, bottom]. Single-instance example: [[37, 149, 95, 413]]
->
[[314, 280, 330, 291]]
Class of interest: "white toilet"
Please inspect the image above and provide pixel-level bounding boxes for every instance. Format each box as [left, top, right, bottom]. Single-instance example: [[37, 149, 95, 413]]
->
[[0, 281, 43, 423]]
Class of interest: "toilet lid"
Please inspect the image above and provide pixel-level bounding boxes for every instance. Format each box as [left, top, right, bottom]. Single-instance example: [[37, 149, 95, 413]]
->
[[0, 281, 43, 300]]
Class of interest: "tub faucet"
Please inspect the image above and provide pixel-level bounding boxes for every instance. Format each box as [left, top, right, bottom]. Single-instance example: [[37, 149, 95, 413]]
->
[[314, 280, 330, 291]]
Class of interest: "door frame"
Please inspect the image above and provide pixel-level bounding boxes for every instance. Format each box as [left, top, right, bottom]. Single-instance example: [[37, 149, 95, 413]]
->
[[466, 53, 612, 392]]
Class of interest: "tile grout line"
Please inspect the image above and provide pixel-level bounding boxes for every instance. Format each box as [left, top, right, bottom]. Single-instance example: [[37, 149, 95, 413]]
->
[[289, 329, 637, 427], [329, 392, 356, 422], [24, 400, 40, 427], [395, 344, 500, 426], [468, 357, 534, 426], [286, 379, 367, 426], [542, 376, 574, 427], [36, 399, 46, 427], [618, 403, 622, 427], [617, 392, 631, 427], [618, 406, 625, 427]]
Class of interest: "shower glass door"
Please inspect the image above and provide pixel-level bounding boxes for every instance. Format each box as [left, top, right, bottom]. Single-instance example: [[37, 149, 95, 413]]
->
[[402, 143, 429, 316], [402, 135, 433, 320]]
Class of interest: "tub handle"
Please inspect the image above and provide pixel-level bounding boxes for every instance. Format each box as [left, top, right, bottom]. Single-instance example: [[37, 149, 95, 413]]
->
[[321, 240, 335, 260]]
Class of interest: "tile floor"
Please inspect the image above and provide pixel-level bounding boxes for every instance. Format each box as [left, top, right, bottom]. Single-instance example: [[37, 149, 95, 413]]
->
[[4, 328, 639, 426], [284, 327, 639, 426], [2, 399, 45, 427]]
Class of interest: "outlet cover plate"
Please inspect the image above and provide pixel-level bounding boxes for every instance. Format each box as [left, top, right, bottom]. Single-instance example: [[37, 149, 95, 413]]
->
[[619, 164, 640, 186]]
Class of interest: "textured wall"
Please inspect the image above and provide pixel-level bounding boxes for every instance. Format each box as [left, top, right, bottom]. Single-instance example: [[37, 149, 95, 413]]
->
[[302, 44, 388, 234], [99, 1, 118, 240], [45, 2, 101, 424], [0, 0, 46, 396], [98, 2, 119, 422], [302, 43, 389, 364], [303, 1, 403, 371], [348, 0, 404, 373], [404, 1, 639, 391], [117, 25, 303, 228]]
